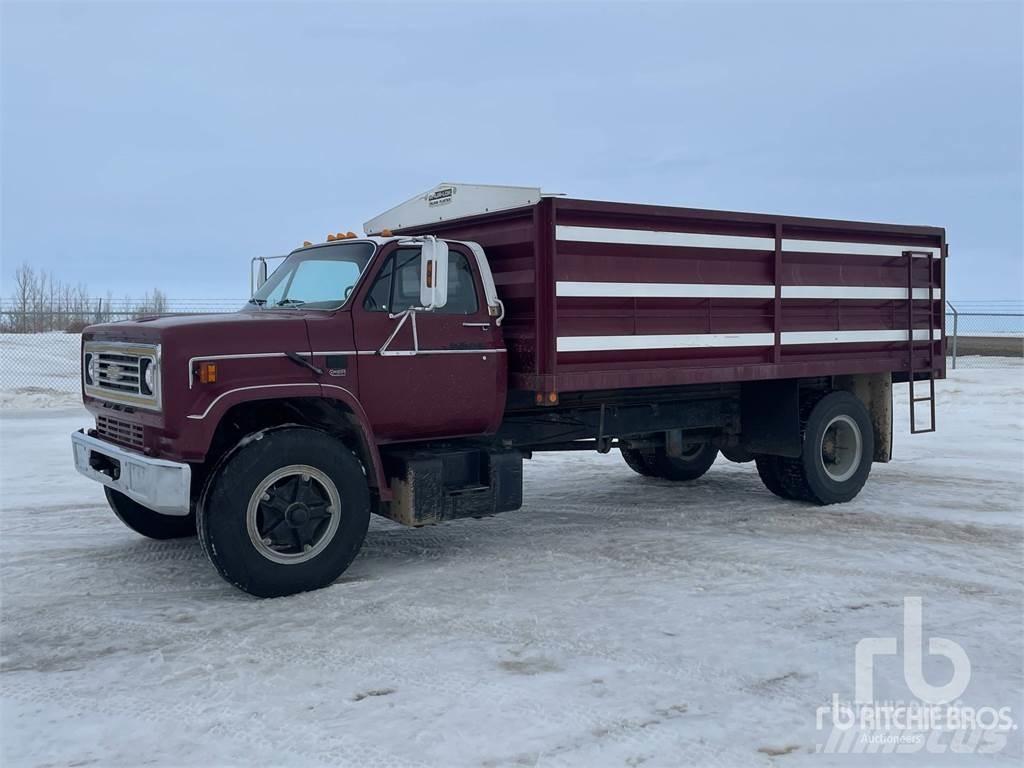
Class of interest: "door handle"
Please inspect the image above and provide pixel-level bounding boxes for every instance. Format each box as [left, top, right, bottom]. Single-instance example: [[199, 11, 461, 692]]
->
[[462, 322, 491, 329]]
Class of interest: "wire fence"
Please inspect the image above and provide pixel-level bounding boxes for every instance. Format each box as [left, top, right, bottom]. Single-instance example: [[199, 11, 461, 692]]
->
[[945, 302, 1024, 369], [0, 301, 240, 408], [0, 301, 1019, 406]]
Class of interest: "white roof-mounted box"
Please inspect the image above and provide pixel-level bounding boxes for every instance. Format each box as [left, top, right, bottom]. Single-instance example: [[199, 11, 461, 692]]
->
[[364, 182, 546, 235]]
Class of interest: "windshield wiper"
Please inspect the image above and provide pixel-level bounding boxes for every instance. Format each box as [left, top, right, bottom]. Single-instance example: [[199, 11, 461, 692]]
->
[[247, 298, 266, 306], [275, 298, 306, 307]]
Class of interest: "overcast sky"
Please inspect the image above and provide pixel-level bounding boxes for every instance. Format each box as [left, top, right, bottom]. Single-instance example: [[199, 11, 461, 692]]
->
[[2, 1, 1021, 301]]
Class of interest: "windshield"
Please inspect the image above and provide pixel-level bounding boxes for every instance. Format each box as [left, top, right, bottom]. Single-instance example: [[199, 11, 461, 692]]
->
[[249, 242, 375, 310]]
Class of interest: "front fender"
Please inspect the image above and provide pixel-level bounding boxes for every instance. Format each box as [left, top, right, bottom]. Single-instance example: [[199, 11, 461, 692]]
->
[[182, 382, 390, 501]]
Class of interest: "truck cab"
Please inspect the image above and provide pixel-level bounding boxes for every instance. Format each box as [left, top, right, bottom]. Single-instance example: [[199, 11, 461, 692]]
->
[[73, 183, 944, 597]]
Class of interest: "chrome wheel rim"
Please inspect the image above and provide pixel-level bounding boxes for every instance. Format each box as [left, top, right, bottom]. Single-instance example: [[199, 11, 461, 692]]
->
[[820, 415, 862, 483], [246, 465, 341, 565]]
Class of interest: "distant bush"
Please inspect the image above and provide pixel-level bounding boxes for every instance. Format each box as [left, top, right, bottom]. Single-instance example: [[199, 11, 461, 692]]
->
[[1, 262, 168, 333]]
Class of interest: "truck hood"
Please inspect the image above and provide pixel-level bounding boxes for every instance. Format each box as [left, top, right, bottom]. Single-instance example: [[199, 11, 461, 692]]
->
[[83, 311, 315, 362]]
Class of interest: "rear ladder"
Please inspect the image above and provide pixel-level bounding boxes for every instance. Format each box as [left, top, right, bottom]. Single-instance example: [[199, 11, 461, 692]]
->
[[905, 249, 937, 434]]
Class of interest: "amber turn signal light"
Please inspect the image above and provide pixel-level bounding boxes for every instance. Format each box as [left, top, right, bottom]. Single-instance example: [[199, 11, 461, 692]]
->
[[198, 362, 218, 384]]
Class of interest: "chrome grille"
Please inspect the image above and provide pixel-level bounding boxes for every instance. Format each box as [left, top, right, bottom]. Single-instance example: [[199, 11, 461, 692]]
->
[[97, 352, 143, 394], [83, 342, 161, 410], [96, 415, 145, 449]]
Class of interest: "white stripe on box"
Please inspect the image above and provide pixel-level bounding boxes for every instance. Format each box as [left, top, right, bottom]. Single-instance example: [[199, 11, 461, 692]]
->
[[781, 286, 942, 300], [781, 328, 942, 345], [556, 281, 775, 299], [557, 282, 942, 301], [782, 239, 939, 258], [556, 333, 775, 352], [556, 328, 941, 352], [554, 225, 941, 259], [555, 225, 774, 251]]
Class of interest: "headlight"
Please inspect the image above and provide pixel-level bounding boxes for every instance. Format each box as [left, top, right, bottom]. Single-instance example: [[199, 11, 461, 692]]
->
[[141, 359, 157, 395], [85, 354, 98, 385]]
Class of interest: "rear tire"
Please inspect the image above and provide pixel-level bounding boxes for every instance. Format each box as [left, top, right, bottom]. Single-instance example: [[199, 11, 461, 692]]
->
[[755, 391, 873, 505], [105, 487, 196, 539], [620, 446, 659, 477], [654, 442, 719, 481], [622, 441, 718, 482], [197, 427, 370, 598], [721, 445, 754, 463], [754, 456, 796, 500]]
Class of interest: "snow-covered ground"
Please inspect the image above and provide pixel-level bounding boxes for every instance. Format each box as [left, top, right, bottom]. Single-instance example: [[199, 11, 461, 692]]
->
[[0, 362, 1021, 766]]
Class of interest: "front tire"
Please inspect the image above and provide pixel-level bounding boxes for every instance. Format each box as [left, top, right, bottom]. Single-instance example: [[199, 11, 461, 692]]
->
[[197, 427, 370, 597], [105, 487, 196, 539]]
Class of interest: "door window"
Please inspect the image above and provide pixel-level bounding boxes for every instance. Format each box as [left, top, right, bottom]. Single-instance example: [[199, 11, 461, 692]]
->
[[364, 248, 479, 315]]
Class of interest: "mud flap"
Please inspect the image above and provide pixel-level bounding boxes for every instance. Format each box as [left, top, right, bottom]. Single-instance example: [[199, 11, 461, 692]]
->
[[834, 373, 893, 462]]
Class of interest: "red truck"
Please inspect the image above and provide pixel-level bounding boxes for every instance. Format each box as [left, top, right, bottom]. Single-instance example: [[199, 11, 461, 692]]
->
[[72, 183, 945, 597]]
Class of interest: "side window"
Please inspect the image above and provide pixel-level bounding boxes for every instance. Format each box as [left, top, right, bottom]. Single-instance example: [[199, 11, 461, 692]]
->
[[445, 252, 479, 314], [390, 249, 422, 313], [362, 247, 479, 315], [363, 254, 396, 312]]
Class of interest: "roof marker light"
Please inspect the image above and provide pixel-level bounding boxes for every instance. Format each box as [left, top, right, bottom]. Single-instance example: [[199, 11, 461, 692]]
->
[[346, 231, 357, 239], [327, 233, 336, 241], [303, 240, 312, 247]]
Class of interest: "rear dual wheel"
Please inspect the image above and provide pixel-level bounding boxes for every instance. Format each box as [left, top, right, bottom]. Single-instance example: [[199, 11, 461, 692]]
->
[[755, 391, 873, 505], [621, 441, 719, 482]]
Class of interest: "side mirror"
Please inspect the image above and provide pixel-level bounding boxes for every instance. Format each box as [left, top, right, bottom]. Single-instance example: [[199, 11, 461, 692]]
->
[[420, 237, 449, 309], [251, 257, 269, 295]]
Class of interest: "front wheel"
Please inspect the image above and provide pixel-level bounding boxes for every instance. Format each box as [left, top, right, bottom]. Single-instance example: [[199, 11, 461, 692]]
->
[[105, 487, 196, 539], [197, 427, 370, 597]]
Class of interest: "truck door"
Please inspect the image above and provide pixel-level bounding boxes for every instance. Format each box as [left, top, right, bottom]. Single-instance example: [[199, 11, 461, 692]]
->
[[352, 242, 506, 441]]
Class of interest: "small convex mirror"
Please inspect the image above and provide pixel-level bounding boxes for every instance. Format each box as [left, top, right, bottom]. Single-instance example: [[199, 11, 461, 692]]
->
[[419, 237, 449, 309]]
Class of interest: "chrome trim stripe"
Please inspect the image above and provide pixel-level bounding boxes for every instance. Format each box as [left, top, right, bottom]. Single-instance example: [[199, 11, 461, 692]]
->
[[187, 351, 375, 387], [188, 348, 506, 384], [187, 383, 322, 420]]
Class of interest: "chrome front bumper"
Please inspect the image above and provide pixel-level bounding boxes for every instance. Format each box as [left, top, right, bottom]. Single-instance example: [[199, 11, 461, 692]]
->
[[71, 429, 191, 516]]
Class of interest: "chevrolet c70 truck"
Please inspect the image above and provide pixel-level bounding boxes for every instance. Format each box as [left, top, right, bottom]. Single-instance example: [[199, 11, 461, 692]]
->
[[72, 183, 945, 597]]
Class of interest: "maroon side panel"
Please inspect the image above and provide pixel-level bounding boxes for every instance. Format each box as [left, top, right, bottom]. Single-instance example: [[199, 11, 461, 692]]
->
[[549, 197, 945, 394], [398, 196, 945, 397]]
